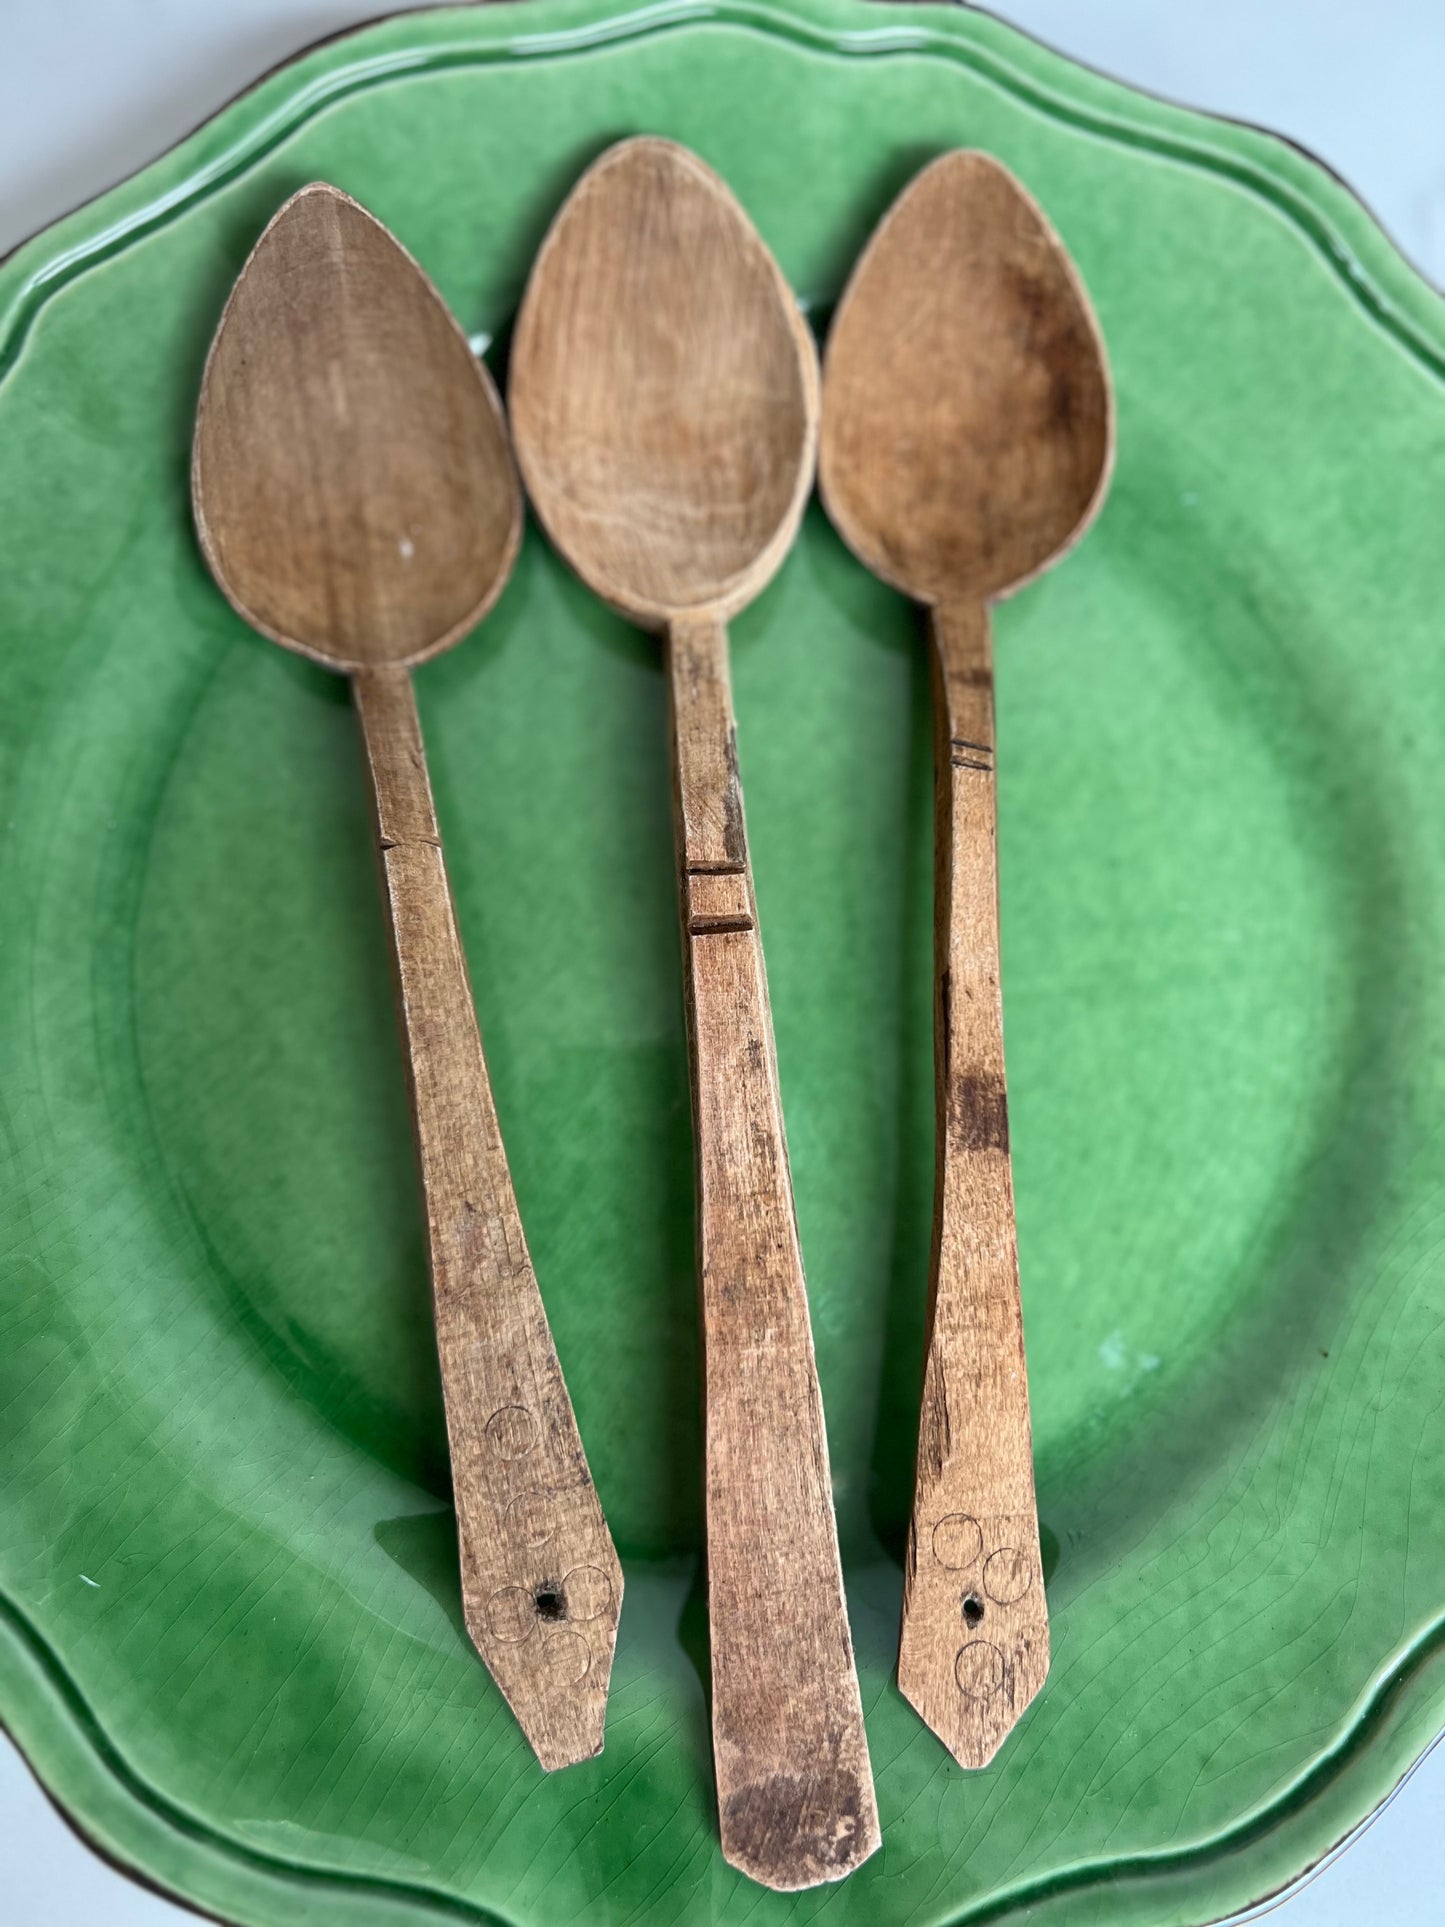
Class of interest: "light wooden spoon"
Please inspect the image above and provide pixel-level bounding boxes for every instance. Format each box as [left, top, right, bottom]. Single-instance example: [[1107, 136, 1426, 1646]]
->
[[509, 137, 880, 1890], [820, 151, 1114, 1768], [192, 183, 622, 1771]]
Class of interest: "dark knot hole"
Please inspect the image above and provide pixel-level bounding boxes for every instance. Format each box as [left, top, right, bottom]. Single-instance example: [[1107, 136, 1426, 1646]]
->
[[534, 1584, 566, 1622], [962, 1593, 985, 1628]]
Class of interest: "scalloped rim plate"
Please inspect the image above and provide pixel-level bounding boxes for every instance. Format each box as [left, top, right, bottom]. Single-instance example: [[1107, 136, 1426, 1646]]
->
[[3, 4, 1444, 1924]]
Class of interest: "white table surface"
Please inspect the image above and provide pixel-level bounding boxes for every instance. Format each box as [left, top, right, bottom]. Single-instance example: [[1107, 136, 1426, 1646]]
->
[[3, 3, 1443, 1922]]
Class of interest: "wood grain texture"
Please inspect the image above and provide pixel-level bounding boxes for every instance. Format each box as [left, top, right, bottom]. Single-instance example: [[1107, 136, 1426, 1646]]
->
[[900, 599, 1047, 1765], [192, 183, 620, 1769], [508, 137, 816, 631], [819, 150, 1114, 1766], [510, 137, 878, 1885], [192, 185, 518, 671], [355, 668, 621, 1768], [671, 618, 879, 1887], [819, 151, 1111, 607]]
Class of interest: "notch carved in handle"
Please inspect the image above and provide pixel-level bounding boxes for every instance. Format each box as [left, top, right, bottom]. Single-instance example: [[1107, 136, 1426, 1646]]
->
[[667, 618, 879, 1889], [353, 665, 621, 1771], [897, 600, 1048, 1769]]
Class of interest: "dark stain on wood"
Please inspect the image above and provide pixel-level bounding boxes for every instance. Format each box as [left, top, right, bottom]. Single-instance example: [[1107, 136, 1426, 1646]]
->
[[918, 1361, 950, 1487], [722, 1768, 868, 1886], [722, 724, 746, 868], [949, 1069, 1010, 1154]]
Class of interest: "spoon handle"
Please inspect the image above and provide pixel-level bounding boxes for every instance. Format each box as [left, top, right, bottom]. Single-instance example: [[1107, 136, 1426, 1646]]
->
[[897, 599, 1048, 1767], [352, 665, 621, 1771], [666, 617, 880, 1890]]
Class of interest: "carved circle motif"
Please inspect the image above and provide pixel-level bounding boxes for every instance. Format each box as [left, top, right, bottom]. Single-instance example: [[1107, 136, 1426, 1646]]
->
[[503, 1489, 557, 1548], [954, 1639, 1005, 1704], [539, 1630, 590, 1684], [484, 1587, 535, 1643], [562, 1565, 613, 1622], [932, 1513, 983, 1569], [983, 1547, 1032, 1605], [484, 1405, 536, 1459]]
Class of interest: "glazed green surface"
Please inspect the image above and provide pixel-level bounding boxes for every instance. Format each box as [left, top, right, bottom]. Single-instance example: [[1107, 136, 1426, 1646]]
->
[[2, 2, 1444, 1922]]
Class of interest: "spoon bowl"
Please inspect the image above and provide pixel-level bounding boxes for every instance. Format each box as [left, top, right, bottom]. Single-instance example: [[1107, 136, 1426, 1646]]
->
[[509, 136, 817, 627], [193, 183, 519, 668], [820, 149, 1112, 606]]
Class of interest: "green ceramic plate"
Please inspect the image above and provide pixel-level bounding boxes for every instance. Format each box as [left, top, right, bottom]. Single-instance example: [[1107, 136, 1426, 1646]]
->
[[3, 2, 1444, 1921]]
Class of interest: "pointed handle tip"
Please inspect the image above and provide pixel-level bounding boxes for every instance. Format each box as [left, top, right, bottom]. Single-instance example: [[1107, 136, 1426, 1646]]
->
[[464, 1553, 623, 1774], [898, 1619, 1049, 1770], [523, 1708, 609, 1775]]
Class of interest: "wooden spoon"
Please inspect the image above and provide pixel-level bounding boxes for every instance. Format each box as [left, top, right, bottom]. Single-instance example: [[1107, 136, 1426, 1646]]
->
[[191, 183, 622, 1771], [509, 138, 880, 1889], [819, 151, 1113, 1768]]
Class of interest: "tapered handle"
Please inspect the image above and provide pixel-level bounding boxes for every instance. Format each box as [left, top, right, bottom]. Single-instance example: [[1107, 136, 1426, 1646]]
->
[[353, 665, 621, 1771], [896, 599, 1048, 1767], [667, 618, 879, 1889]]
